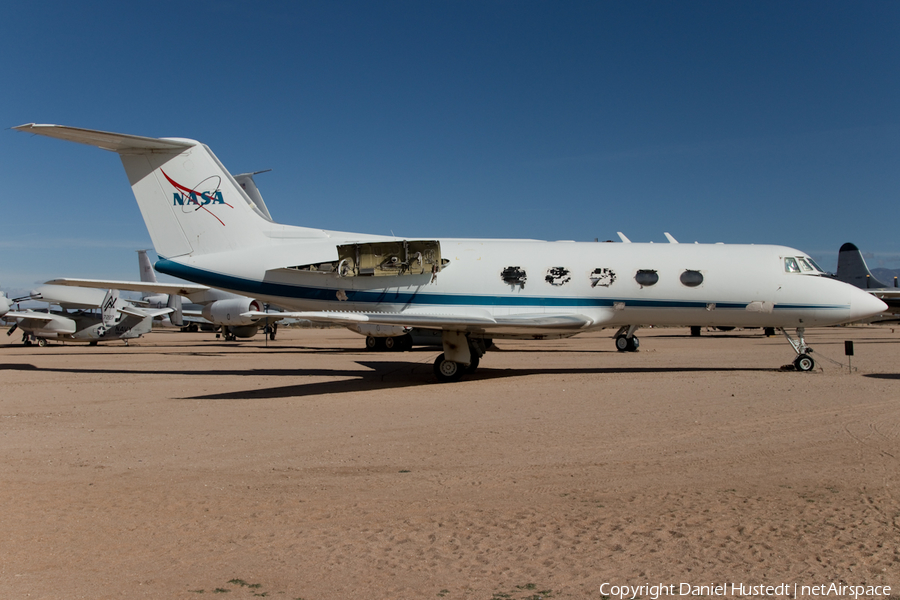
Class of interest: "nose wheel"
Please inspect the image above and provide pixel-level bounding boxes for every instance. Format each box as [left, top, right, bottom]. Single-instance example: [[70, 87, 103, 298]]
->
[[781, 328, 816, 372], [793, 353, 815, 372]]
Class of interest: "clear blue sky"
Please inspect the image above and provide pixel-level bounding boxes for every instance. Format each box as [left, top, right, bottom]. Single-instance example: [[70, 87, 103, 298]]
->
[[2, 1, 898, 296]]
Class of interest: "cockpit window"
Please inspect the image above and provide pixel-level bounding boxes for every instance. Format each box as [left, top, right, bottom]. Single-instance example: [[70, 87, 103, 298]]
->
[[807, 258, 825, 273], [785, 256, 824, 275], [797, 257, 814, 272], [784, 257, 800, 273]]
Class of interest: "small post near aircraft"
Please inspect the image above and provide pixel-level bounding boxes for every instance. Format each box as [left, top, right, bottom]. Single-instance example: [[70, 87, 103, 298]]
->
[[4, 285, 176, 346], [15, 124, 887, 379]]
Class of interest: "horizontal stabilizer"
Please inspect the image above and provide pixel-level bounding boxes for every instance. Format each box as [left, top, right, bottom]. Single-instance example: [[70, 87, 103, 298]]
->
[[14, 124, 193, 153], [118, 306, 173, 319]]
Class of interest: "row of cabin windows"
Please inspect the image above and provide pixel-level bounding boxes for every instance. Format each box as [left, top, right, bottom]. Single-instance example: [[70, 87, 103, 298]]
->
[[501, 267, 704, 288]]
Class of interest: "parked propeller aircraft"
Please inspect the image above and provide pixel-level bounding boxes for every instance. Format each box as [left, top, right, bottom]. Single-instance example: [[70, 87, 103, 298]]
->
[[836, 242, 900, 314], [15, 123, 888, 380], [4, 286, 175, 346], [49, 247, 280, 341]]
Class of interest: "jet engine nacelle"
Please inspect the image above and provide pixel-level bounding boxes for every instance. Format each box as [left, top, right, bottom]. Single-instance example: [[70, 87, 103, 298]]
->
[[352, 323, 412, 337], [202, 298, 261, 326]]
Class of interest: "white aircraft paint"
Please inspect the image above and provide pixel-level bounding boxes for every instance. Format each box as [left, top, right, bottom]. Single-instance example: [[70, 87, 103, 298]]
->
[[15, 123, 887, 379]]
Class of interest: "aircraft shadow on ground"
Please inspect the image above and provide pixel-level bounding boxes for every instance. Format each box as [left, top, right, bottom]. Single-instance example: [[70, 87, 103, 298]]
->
[[863, 373, 900, 380], [0, 361, 774, 399]]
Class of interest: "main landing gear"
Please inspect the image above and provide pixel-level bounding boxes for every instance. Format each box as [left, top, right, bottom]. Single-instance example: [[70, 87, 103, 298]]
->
[[365, 334, 413, 352], [780, 327, 815, 372], [614, 325, 640, 352], [432, 335, 491, 383]]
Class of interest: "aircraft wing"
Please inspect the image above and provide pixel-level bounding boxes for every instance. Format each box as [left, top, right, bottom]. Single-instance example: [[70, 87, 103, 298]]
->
[[242, 310, 595, 331], [5, 311, 58, 322], [46, 278, 209, 296]]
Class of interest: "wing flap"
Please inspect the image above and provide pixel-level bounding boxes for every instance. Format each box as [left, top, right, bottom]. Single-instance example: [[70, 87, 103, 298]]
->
[[241, 310, 594, 331]]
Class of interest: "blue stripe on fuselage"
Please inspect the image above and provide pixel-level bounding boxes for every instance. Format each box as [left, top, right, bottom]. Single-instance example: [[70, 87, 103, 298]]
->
[[155, 258, 846, 312]]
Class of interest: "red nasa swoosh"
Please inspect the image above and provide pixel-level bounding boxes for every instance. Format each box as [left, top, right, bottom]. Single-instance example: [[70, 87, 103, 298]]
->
[[161, 169, 233, 226]]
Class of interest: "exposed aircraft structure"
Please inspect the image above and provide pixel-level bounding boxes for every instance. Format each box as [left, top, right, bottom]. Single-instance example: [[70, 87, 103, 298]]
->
[[15, 123, 887, 380], [836, 242, 900, 314]]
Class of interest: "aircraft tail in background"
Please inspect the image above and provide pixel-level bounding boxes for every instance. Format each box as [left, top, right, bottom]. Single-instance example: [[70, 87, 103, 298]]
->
[[836, 242, 892, 289], [137, 249, 158, 283]]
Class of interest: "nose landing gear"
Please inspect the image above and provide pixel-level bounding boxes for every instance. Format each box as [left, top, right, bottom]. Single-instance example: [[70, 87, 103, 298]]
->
[[780, 327, 815, 371]]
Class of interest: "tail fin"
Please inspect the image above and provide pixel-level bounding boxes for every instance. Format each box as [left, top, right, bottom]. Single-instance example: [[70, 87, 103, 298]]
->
[[166, 293, 183, 327], [14, 124, 305, 258], [137, 249, 158, 283], [101, 289, 119, 327], [233, 170, 273, 221], [836, 243, 890, 289]]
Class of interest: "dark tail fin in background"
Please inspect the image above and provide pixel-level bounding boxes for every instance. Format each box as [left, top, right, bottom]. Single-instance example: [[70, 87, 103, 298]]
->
[[836, 243, 890, 289]]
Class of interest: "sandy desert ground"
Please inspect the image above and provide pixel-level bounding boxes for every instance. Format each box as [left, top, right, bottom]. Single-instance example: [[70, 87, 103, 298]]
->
[[1, 325, 898, 600]]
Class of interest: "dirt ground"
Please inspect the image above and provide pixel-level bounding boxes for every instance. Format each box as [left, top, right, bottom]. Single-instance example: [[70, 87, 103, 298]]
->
[[1, 325, 898, 600]]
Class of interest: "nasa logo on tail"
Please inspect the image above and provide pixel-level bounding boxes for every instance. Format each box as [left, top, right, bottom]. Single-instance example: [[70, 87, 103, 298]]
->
[[162, 170, 233, 226]]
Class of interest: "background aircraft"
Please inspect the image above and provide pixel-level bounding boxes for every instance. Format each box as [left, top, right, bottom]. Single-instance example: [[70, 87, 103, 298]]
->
[[5, 286, 174, 346], [836, 242, 900, 314], [15, 124, 887, 379], [49, 247, 281, 341]]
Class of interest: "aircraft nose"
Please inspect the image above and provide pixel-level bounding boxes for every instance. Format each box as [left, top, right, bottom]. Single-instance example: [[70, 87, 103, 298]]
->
[[848, 286, 888, 320]]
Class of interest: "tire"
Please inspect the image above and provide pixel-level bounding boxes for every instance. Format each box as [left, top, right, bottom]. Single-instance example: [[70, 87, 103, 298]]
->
[[366, 336, 386, 351], [465, 354, 480, 374], [615, 335, 629, 352], [794, 354, 815, 372], [629, 336, 640, 351], [37, 338, 47, 347], [433, 353, 464, 382], [384, 336, 398, 351]]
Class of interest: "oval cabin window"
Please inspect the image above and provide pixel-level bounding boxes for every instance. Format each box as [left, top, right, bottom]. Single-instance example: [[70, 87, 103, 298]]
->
[[635, 270, 659, 287], [680, 270, 703, 287]]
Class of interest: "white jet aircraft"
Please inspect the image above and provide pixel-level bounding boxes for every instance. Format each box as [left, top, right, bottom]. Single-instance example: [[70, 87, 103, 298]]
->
[[15, 123, 887, 380]]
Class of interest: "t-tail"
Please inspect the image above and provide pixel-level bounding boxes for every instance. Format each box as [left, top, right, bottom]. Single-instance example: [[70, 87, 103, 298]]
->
[[836, 242, 891, 289], [13, 124, 318, 259]]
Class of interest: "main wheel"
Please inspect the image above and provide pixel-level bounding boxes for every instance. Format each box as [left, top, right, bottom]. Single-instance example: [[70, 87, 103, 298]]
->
[[365, 336, 386, 351], [794, 353, 815, 372], [384, 336, 399, 351], [433, 353, 464, 383], [37, 338, 47, 347], [629, 336, 640, 351], [615, 335, 629, 352], [465, 354, 480, 374]]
